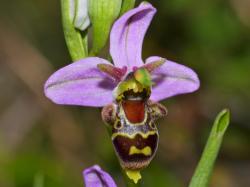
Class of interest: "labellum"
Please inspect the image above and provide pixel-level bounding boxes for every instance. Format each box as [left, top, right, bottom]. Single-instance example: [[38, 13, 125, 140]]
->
[[102, 70, 167, 183]]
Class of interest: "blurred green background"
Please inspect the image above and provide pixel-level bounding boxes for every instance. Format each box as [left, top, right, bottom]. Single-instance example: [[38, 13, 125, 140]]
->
[[0, 0, 250, 186]]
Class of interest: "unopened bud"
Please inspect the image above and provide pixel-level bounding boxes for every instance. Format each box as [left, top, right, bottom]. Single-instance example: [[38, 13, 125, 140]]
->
[[69, 0, 90, 31]]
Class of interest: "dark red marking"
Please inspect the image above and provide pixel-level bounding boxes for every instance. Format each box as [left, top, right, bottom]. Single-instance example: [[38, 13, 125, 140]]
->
[[122, 100, 145, 123]]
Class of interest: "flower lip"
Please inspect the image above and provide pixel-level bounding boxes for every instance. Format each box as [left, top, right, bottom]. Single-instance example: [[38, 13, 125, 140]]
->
[[112, 133, 158, 170]]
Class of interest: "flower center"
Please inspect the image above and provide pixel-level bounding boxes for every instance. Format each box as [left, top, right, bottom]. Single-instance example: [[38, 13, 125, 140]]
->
[[114, 69, 152, 102]]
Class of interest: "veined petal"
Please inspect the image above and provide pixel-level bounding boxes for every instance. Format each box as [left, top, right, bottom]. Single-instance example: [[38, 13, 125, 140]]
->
[[44, 57, 116, 107], [83, 165, 117, 187], [146, 56, 200, 101], [110, 2, 156, 71]]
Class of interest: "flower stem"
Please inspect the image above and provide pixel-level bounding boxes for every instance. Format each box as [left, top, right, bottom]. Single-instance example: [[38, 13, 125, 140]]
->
[[61, 0, 88, 61], [189, 109, 230, 187]]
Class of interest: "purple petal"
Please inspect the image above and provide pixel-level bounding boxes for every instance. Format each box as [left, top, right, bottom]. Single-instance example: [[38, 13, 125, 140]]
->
[[146, 56, 200, 101], [44, 57, 117, 107], [110, 2, 156, 71], [83, 165, 117, 187]]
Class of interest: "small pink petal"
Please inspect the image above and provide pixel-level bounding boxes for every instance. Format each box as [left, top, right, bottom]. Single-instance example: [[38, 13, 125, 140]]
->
[[97, 64, 127, 81]]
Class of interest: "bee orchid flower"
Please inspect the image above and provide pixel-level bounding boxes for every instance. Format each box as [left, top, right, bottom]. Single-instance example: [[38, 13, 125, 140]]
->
[[45, 2, 200, 184]]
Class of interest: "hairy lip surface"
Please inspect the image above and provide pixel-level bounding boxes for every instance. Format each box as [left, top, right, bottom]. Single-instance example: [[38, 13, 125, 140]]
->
[[112, 133, 158, 163]]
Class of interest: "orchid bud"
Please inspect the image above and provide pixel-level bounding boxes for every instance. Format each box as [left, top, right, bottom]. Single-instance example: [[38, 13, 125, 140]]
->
[[69, 0, 90, 31], [89, 0, 122, 54]]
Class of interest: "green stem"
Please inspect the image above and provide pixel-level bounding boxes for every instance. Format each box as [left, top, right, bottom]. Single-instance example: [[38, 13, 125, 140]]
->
[[81, 29, 88, 55], [189, 109, 230, 187], [61, 0, 87, 61]]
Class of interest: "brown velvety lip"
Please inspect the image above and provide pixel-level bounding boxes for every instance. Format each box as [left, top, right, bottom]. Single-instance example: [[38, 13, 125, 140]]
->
[[112, 133, 158, 163]]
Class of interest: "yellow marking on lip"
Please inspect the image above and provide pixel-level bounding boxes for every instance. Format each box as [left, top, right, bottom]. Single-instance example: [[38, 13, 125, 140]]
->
[[129, 146, 152, 156], [111, 131, 157, 140], [125, 170, 141, 184]]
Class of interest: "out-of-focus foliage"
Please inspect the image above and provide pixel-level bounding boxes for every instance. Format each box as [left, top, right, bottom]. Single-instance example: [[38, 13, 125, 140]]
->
[[0, 0, 250, 187]]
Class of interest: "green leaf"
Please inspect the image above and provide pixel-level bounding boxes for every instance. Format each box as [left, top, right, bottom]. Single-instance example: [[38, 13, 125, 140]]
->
[[61, 0, 88, 61], [89, 0, 122, 55], [120, 0, 136, 15], [189, 109, 230, 187]]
